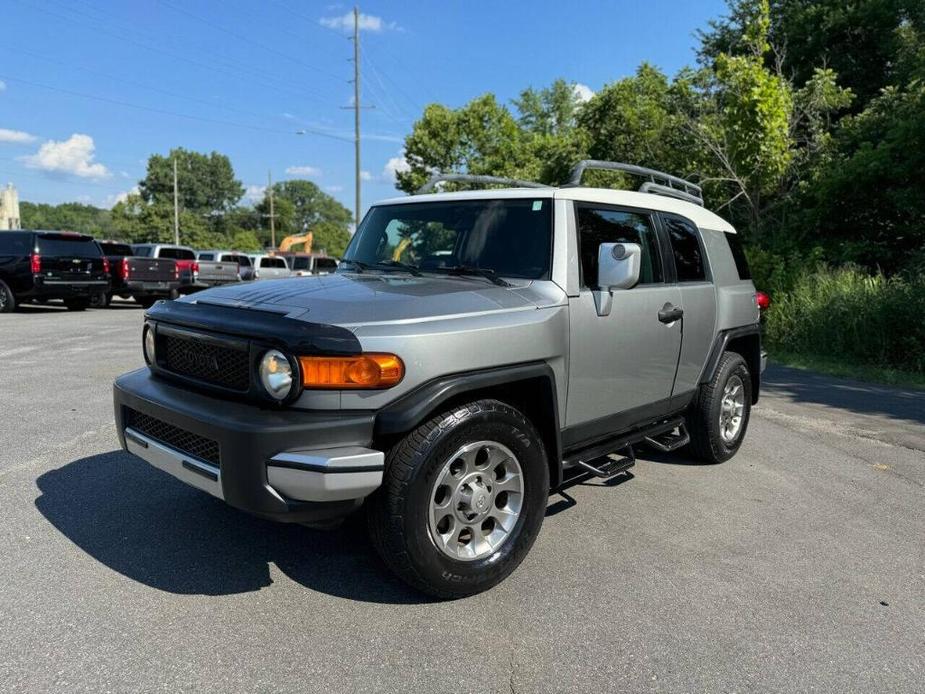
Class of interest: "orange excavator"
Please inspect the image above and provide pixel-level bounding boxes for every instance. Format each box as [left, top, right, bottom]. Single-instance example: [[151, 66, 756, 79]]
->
[[278, 232, 313, 253]]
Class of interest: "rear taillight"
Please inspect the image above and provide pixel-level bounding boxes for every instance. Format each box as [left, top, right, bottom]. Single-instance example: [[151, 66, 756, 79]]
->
[[756, 291, 771, 311], [102, 257, 110, 274], [30, 253, 41, 274], [121, 257, 130, 280], [192, 261, 199, 278], [173, 264, 179, 280]]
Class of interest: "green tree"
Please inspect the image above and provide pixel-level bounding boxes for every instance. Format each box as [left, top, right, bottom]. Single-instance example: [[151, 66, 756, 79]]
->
[[138, 148, 244, 225], [256, 179, 352, 255], [20, 202, 113, 237]]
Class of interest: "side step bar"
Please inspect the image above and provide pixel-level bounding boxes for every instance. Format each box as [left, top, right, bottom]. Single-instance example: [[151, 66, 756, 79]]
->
[[644, 423, 690, 453], [575, 445, 635, 480]]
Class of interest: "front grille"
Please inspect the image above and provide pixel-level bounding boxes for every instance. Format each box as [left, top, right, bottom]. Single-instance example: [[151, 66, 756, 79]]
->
[[162, 332, 250, 391], [126, 408, 220, 466]]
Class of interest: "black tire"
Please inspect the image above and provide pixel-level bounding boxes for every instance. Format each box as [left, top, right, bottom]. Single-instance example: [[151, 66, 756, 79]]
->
[[687, 352, 752, 463], [90, 292, 111, 308], [167, 289, 180, 300], [136, 296, 157, 308], [368, 399, 549, 599], [63, 297, 90, 311], [0, 281, 15, 313]]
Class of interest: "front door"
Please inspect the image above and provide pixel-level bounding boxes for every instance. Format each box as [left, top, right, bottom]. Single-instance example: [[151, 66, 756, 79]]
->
[[565, 204, 682, 446]]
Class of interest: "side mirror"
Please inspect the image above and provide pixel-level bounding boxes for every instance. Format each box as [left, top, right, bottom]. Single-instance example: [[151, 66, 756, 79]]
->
[[598, 242, 641, 290], [592, 242, 641, 316]]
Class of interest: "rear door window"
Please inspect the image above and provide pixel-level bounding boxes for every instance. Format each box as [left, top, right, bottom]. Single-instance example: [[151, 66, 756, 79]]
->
[[35, 235, 101, 257], [663, 215, 707, 282]]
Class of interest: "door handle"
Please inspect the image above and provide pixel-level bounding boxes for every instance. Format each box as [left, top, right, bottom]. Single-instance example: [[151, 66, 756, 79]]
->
[[658, 303, 683, 324]]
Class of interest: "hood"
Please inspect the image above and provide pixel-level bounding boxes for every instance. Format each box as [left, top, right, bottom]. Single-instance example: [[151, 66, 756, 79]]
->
[[184, 272, 562, 326]]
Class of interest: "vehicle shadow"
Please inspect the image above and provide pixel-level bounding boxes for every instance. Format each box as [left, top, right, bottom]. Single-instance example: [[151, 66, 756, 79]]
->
[[762, 363, 925, 426], [34, 450, 426, 604]]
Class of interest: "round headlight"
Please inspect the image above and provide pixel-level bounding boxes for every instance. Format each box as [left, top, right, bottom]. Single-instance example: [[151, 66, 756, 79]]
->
[[259, 350, 295, 401], [143, 325, 156, 365]]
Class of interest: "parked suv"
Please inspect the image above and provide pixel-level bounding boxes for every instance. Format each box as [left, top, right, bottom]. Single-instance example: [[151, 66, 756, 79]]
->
[[98, 241, 180, 308], [113, 161, 767, 598], [250, 254, 291, 280], [0, 230, 109, 311], [282, 253, 338, 277]]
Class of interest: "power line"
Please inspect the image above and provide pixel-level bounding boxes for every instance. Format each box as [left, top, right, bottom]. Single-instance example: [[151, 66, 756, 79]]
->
[[0, 74, 354, 143], [156, 0, 344, 84]]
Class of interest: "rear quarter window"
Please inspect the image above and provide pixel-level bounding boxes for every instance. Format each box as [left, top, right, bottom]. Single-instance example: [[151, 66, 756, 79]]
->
[[0, 232, 32, 255], [723, 232, 752, 280], [663, 215, 707, 282]]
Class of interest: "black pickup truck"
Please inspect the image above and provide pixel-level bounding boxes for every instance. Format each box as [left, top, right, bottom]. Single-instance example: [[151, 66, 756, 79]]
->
[[97, 241, 180, 308], [0, 230, 109, 311]]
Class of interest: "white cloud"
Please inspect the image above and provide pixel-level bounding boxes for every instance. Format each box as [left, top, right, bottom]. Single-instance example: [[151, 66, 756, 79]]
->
[[0, 128, 36, 144], [104, 185, 140, 209], [382, 155, 410, 183], [320, 11, 399, 32], [244, 184, 267, 202], [285, 165, 322, 177], [573, 83, 595, 103], [0, 80, 6, 92], [359, 170, 372, 181], [324, 185, 343, 193], [21, 133, 110, 178]]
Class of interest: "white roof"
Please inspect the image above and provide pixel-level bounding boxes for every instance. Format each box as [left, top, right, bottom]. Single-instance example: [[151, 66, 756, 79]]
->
[[373, 186, 736, 234]]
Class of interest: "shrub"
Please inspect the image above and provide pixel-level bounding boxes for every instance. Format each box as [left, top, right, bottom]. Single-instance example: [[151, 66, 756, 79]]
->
[[764, 265, 925, 373]]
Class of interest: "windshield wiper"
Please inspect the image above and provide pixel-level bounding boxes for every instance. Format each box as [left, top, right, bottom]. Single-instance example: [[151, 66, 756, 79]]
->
[[371, 260, 422, 276], [434, 265, 512, 287], [340, 258, 373, 273]]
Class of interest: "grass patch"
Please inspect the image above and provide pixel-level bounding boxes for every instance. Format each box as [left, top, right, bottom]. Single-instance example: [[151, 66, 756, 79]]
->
[[769, 348, 925, 389]]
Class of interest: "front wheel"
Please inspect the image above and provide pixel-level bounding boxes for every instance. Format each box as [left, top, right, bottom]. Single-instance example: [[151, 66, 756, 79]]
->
[[368, 399, 549, 599], [687, 352, 752, 463]]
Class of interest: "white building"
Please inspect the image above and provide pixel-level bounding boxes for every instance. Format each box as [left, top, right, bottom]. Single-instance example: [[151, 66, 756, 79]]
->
[[0, 183, 21, 230]]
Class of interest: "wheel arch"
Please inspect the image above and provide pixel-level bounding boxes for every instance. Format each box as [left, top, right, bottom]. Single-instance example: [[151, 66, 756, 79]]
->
[[374, 362, 563, 489], [700, 325, 762, 403]]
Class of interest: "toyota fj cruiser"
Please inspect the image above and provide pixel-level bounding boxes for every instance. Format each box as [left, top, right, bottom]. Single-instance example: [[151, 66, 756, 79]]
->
[[113, 161, 766, 598]]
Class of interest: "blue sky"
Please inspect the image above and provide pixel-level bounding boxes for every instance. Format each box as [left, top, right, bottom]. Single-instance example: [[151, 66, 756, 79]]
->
[[0, 0, 727, 215]]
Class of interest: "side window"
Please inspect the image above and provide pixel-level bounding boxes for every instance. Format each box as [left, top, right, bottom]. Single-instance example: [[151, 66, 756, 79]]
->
[[275, 258, 288, 269], [664, 215, 706, 282], [259, 258, 271, 268], [576, 206, 663, 288], [0, 232, 30, 255], [723, 232, 751, 280]]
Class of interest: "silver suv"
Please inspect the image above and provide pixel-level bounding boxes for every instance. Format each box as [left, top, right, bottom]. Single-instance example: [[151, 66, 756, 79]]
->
[[113, 161, 766, 598]]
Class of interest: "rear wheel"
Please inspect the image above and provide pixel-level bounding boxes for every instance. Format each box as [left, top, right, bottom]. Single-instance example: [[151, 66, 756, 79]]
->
[[368, 399, 549, 599], [63, 297, 90, 311], [687, 352, 752, 463], [167, 289, 179, 300], [0, 281, 15, 313], [90, 292, 111, 308]]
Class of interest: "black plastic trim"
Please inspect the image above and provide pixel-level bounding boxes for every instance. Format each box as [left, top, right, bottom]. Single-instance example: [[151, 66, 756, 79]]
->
[[114, 368, 375, 524], [267, 459, 383, 474], [374, 361, 563, 485], [145, 299, 362, 355]]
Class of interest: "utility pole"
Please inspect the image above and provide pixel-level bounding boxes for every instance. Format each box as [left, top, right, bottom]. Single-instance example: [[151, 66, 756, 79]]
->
[[172, 155, 180, 245], [267, 170, 276, 249], [352, 6, 361, 228]]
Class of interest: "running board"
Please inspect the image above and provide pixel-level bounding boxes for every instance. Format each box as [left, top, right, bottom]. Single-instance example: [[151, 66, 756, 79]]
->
[[575, 446, 636, 480], [643, 424, 690, 452], [562, 416, 685, 470]]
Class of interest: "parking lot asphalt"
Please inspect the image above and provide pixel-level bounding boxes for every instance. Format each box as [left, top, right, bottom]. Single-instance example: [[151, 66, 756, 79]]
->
[[1, 303, 923, 693]]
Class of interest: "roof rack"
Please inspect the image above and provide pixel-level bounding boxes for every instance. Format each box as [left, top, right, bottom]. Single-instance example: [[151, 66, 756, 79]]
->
[[566, 160, 704, 206], [417, 173, 551, 194]]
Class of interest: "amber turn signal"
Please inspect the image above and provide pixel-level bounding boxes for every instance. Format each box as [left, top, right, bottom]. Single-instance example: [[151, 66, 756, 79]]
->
[[299, 353, 404, 389]]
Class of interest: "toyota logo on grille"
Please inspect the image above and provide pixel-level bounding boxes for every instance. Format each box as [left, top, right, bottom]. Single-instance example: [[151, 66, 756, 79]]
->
[[180, 345, 220, 373]]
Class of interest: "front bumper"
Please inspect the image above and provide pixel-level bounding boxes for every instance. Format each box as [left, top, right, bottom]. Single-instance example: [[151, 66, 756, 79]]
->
[[113, 368, 382, 525]]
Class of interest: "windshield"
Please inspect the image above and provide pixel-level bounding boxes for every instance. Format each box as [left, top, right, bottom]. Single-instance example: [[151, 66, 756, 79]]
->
[[343, 198, 552, 280]]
